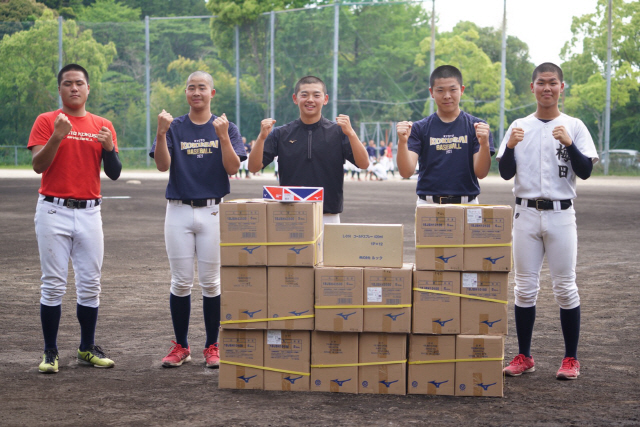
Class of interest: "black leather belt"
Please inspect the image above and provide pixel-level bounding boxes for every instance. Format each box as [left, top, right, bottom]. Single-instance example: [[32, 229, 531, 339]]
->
[[43, 196, 101, 209], [172, 198, 221, 207], [516, 197, 572, 210], [419, 194, 477, 204]]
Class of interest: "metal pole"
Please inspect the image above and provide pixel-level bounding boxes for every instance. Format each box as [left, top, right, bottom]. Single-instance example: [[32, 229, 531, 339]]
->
[[498, 0, 507, 145], [145, 16, 151, 168], [58, 16, 63, 110], [604, 0, 612, 175], [332, 1, 339, 120], [15, 146, 18, 166], [429, 0, 435, 115], [269, 11, 275, 118], [235, 25, 241, 134]]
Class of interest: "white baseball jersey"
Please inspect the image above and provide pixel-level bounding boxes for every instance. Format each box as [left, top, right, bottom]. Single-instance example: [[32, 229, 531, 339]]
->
[[497, 113, 598, 200]]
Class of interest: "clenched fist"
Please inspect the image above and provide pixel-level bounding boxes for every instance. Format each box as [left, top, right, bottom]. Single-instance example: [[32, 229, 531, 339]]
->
[[157, 109, 173, 135], [213, 113, 229, 135], [507, 121, 524, 149], [474, 122, 491, 147], [259, 118, 277, 139], [53, 113, 72, 139], [396, 121, 413, 143]]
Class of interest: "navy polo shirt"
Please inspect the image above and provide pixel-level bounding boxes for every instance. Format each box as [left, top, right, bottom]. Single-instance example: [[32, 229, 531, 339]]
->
[[149, 114, 246, 200], [262, 117, 356, 214], [408, 110, 495, 197]]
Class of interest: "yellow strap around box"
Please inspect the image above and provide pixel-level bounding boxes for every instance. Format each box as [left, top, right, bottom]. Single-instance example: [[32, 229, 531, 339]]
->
[[220, 232, 323, 247], [408, 357, 504, 365], [311, 360, 407, 368], [412, 288, 508, 304], [314, 304, 411, 309], [219, 360, 310, 376], [415, 243, 512, 249], [220, 314, 315, 325]]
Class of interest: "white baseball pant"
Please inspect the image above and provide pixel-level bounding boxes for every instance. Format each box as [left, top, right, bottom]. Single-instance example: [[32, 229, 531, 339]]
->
[[34, 195, 104, 307], [512, 203, 579, 309], [164, 200, 221, 298]]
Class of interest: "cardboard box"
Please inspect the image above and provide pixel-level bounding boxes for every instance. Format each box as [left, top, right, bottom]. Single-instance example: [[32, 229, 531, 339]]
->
[[415, 205, 465, 271], [220, 200, 268, 266], [455, 335, 504, 397], [220, 267, 267, 329], [323, 224, 404, 268], [268, 267, 314, 330], [412, 270, 461, 334], [463, 206, 513, 272], [264, 330, 311, 392], [358, 333, 407, 395], [310, 331, 359, 394], [267, 202, 323, 267], [408, 335, 456, 396], [314, 266, 363, 332], [460, 272, 509, 335], [263, 186, 324, 202], [219, 329, 264, 390], [363, 264, 413, 333]]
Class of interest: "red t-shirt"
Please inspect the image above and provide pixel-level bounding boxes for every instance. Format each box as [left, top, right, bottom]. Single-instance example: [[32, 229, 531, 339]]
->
[[28, 110, 118, 199]]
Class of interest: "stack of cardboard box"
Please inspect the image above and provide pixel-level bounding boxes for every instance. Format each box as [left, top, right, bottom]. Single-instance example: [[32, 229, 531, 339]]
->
[[409, 204, 512, 397], [218, 196, 323, 391], [313, 223, 408, 395]]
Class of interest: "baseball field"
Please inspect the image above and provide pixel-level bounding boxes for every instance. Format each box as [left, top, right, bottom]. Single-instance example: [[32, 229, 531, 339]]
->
[[1, 172, 638, 426]]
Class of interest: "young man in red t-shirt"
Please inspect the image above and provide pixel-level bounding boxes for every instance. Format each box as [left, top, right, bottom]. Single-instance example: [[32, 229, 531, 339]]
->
[[28, 64, 122, 374]]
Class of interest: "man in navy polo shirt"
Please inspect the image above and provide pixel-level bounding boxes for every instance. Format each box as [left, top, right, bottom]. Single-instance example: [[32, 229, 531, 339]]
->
[[247, 75, 369, 223], [396, 65, 494, 205], [150, 71, 246, 369]]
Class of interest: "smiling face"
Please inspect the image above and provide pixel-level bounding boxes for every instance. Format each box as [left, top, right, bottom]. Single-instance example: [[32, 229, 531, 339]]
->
[[185, 75, 215, 111], [531, 71, 564, 109], [429, 77, 464, 120], [58, 70, 89, 113], [293, 83, 328, 123]]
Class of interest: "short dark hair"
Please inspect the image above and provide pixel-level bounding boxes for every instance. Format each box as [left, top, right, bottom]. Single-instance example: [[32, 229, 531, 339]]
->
[[294, 76, 327, 95], [532, 62, 563, 83], [58, 64, 89, 86], [430, 65, 463, 88]]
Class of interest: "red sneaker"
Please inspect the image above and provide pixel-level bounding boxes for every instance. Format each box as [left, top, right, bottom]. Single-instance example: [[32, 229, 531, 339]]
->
[[162, 341, 191, 367], [204, 343, 220, 369], [503, 354, 535, 376], [556, 357, 580, 380]]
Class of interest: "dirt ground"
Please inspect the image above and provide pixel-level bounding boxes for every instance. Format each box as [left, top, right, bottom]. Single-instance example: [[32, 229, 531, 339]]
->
[[0, 172, 638, 426]]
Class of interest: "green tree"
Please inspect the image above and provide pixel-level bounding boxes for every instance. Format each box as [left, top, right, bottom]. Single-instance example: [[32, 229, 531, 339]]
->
[[76, 0, 140, 21], [561, 0, 640, 153], [0, 10, 116, 145], [0, 0, 49, 39]]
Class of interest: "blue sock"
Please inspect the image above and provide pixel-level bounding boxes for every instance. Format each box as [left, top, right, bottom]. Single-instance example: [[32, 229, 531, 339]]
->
[[77, 304, 98, 351], [515, 305, 536, 358], [560, 306, 580, 359], [203, 295, 221, 348], [170, 293, 190, 348], [41, 304, 61, 352]]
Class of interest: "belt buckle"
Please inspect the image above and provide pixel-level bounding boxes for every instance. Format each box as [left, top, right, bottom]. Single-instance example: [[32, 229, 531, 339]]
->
[[65, 198, 78, 208], [535, 199, 546, 211]]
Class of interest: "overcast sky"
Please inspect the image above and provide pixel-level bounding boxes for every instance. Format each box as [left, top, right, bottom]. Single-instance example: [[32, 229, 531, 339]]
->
[[432, 0, 601, 66]]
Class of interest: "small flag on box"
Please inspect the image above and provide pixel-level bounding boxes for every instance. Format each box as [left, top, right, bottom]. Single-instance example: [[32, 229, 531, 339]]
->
[[263, 186, 323, 202]]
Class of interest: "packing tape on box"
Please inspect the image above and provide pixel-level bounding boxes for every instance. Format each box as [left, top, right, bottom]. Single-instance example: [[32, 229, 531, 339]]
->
[[314, 304, 412, 309], [408, 357, 504, 365], [221, 314, 315, 325], [311, 360, 407, 368], [415, 243, 512, 249], [220, 232, 323, 247], [412, 288, 507, 304], [220, 360, 310, 376]]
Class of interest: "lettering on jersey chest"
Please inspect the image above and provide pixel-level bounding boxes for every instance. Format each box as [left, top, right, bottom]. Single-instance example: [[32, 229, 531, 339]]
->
[[67, 130, 99, 142], [180, 139, 219, 157], [430, 134, 467, 154], [556, 143, 570, 178]]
